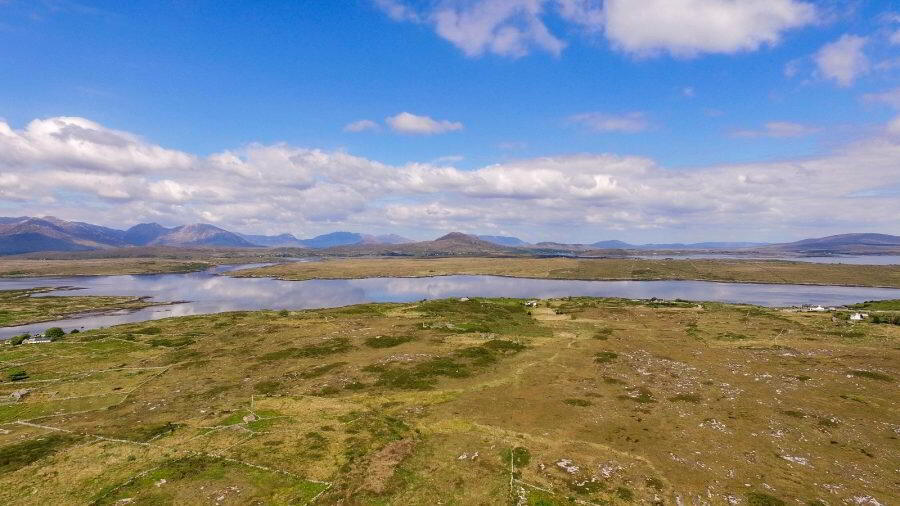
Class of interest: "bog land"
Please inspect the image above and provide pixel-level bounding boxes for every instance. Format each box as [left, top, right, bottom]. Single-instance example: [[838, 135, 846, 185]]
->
[[232, 257, 900, 288], [0, 296, 896, 504]]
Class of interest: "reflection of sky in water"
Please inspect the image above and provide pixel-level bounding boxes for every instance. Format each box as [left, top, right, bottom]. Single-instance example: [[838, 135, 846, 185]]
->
[[1, 269, 898, 338]]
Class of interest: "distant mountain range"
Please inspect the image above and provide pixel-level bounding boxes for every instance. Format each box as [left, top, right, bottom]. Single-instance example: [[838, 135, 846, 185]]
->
[[476, 235, 528, 247], [0, 216, 412, 255], [756, 233, 900, 255], [478, 236, 767, 250], [1, 216, 897, 256]]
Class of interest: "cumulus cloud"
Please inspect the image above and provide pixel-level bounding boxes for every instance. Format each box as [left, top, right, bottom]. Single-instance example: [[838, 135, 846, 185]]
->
[[733, 121, 820, 138], [385, 112, 463, 135], [815, 34, 869, 86], [374, 0, 816, 58], [343, 119, 380, 132], [0, 116, 193, 174], [568, 112, 648, 133], [1, 115, 899, 239], [431, 0, 566, 57], [603, 0, 817, 57]]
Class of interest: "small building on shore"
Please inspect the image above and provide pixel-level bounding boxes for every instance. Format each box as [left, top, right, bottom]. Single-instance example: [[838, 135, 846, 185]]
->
[[22, 336, 52, 344]]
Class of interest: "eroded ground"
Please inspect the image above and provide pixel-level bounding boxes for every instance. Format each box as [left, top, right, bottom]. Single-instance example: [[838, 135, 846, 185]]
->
[[0, 298, 896, 505]]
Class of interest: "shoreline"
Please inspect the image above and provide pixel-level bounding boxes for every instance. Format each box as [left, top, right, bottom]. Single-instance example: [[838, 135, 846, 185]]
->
[[229, 270, 900, 290]]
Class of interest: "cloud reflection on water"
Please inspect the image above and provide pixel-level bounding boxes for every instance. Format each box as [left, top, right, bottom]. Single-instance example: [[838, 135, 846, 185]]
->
[[1, 271, 898, 338]]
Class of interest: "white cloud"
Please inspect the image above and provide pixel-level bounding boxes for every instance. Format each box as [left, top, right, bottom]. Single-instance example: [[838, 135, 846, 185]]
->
[[733, 121, 820, 138], [568, 112, 649, 133], [431, 0, 566, 57], [888, 116, 900, 137], [343, 119, 380, 133], [431, 155, 464, 164], [385, 112, 463, 135], [862, 87, 900, 109], [891, 29, 900, 45], [0, 116, 192, 174], [604, 0, 817, 57], [2, 115, 899, 239], [374, 0, 815, 58], [373, 0, 420, 22], [815, 34, 869, 87], [682, 87, 696, 98]]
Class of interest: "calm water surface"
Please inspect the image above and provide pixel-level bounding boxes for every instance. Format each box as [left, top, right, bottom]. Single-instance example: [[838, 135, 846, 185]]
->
[[1, 265, 898, 338]]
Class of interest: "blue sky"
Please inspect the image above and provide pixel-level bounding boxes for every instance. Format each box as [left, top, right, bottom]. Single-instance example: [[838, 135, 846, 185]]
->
[[0, 0, 898, 243]]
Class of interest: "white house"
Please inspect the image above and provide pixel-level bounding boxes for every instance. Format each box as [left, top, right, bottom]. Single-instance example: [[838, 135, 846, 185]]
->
[[22, 337, 52, 344], [524, 300, 538, 307]]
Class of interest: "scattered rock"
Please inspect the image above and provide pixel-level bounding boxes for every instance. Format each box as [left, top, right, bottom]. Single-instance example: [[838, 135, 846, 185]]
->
[[9, 389, 30, 401], [555, 458, 579, 474]]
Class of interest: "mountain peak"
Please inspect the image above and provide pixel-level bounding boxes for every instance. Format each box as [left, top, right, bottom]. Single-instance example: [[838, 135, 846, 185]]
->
[[436, 232, 474, 241]]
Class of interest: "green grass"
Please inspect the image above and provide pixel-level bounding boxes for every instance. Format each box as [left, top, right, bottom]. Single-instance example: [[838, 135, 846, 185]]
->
[[418, 298, 550, 337], [114, 422, 181, 442], [148, 337, 194, 347], [715, 332, 751, 341], [92, 456, 328, 505], [0, 294, 895, 504], [848, 299, 900, 311], [593, 327, 614, 340], [368, 357, 470, 390], [618, 386, 656, 403], [0, 434, 80, 473], [254, 380, 282, 395], [297, 362, 346, 379], [849, 370, 893, 382], [0, 288, 155, 327], [780, 409, 807, 419], [594, 351, 618, 364], [364, 335, 413, 348], [668, 393, 702, 403], [502, 446, 531, 467], [259, 337, 352, 361]]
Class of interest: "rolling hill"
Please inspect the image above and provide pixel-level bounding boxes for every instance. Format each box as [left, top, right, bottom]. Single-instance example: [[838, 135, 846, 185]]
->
[[318, 232, 517, 257]]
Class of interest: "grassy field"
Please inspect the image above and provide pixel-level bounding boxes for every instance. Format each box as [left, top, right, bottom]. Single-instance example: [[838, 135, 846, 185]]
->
[[0, 288, 157, 327], [0, 258, 216, 277], [232, 256, 900, 288], [0, 247, 291, 277], [0, 297, 896, 504]]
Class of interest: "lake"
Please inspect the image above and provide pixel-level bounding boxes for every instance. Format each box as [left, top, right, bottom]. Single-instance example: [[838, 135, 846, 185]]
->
[[1, 264, 898, 338]]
